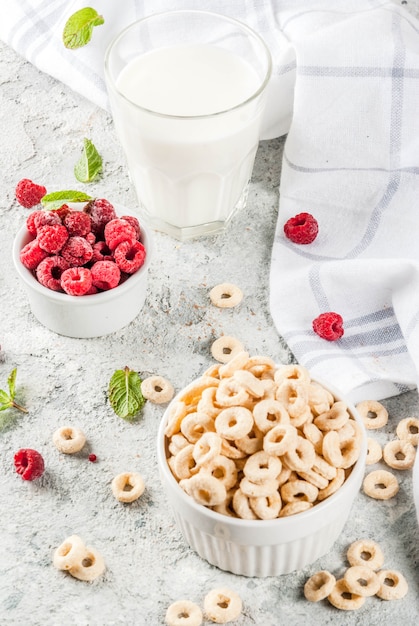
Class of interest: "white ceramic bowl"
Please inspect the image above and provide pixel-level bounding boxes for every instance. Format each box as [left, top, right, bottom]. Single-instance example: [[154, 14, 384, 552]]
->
[[157, 373, 367, 577], [12, 204, 153, 338]]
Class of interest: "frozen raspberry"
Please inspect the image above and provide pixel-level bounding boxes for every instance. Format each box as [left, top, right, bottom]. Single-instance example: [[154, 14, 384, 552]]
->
[[312, 312, 344, 341], [26, 210, 44, 236], [91, 241, 113, 263], [55, 204, 71, 221], [37, 224, 69, 254], [104, 218, 136, 251], [15, 179, 47, 208], [14, 448, 45, 481], [85, 232, 96, 245], [36, 256, 70, 292], [284, 212, 319, 244], [61, 236, 93, 266], [34, 210, 62, 231], [120, 215, 141, 240], [84, 198, 117, 236], [20, 239, 49, 270], [61, 267, 93, 296], [64, 211, 91, 236], [91, 260, 121, 290], [114, 240, 146, 274]]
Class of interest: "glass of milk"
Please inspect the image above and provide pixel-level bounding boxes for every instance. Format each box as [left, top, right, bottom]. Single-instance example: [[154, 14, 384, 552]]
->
[[104, 10, 272, 240]]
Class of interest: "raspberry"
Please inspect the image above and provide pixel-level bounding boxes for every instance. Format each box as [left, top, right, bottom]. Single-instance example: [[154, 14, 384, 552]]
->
[[61, 267, 93, 296], [36, 256, 70, 291], [14, 448, 45, 481], [64, 211, 91, 236], [85, 232, 96, 245], [84, 198, 117, 236], [120, 215, 141, 240], [91, 260, 121, 290], [34, 210, 62, 231], [15, 179, 47, 208], [61, 236, 93, 266], [114, 240, 146, 274], [37, 224, 69, 254], [312, 312, 344, 341], [91, 240, 113, 263], [26, 210, 45, 236], [55, 204, 71, 221], [284, 212, 319, 244], [104, 218, 137, 251], [20, 239, 49, 270]]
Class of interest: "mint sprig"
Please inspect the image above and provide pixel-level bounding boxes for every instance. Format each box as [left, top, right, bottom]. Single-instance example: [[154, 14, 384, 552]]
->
[[41, 190, 93, 210], [63, 8, 105, 49], [108, 366, 146, 421], [0, 368, 28, 413], [74, 138, 102, 183]]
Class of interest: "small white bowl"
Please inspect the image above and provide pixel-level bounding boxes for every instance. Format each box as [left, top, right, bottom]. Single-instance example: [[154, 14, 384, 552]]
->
[[12, 204, 153, 338], [157, 373, 367, 577]]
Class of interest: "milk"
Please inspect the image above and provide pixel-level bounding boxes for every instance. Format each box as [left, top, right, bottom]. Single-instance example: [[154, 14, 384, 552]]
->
[[111, 44, 267, 236]]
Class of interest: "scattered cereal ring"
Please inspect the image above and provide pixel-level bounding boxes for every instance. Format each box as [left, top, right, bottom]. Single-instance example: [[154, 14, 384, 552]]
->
[[53, 426, 86, 454], [243, 450, 282, 484], [211, 337, 245, 364], [203, 587, 242, 624], [366, 438, 382, 465], [363, 469, 399, 500], [165, 600, 203, 626], [111, 472, 145, 503], [383, 439, 416, 470], [396, 416, 419, 446], [215, 406, 254, 440], [69, 546, 106, 581], [53, 535, 86, 571], [180, 473, 227, 507], [346, 539, 385, 571], [141, 375, 174, 404], [304, 570, 336, 602], [327, 578, 366, 610], [356, 400, 388, 430], [278, 501, 312, 517], [249, 491, 282, 520], [209, 283, 243, 308], [376, 569, 409, 600], [344, 565, 380, 597]]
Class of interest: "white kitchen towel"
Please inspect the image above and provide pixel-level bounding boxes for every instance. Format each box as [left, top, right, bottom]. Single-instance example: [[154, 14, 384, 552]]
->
[[2, 0, 419, 402]]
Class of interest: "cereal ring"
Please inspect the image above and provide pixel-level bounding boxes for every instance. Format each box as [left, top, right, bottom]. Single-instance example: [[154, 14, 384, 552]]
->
[[214, 406, 253, 439], [276, 465, 292, 487], [363, 469, 399, 500], [304, 570, 336, 602], [346, 539, 385, 571], [53, 535, 86, 571], [172, 444, 198, 480], [141, 375, 174, 404], [307, 382, 334, 416], [215, 378, 250, 408], [192, 432, 222, 467], [278, 501, 312, 517], [314, 401, 350, 432], [203, 588, 242, 624], [243, 450, 282, 484], [383, 439, 416, 470], [180, 473, 227, 507], [312, 454, 337, 480], [275, 379, 310, 424], [396, 416, 419, 446], [274, 364, 311, 386], [253, 398, 290, 434], [211, 337, 245, 364], [282, 436, 315, 473], [165, 600, 203, 626], [302, 422, 323, 455], [240, 476, 279, 498], [218, 351, 250, 377], [263, 424, 298, 457], [339, 437, 361, 470], [197, 387, 222, 419], [243, 355, 276, 378], [201, 454, 238, 490], [235, 425, 264, 455], [53, 426, 86, 454], [232, 487, 258, 519], [168, 433, 189, 456], [376, 569, 409, 600], [344, 565, 380, 597], [69, 546, 106, 582], [233, 369, 266, 398], [327, 578, 366, 610], [280, 479, 318, 504], [212, 488, 236, 517], [220, 439, 247, 459], [165, 401, 188, 437], [366, 438, 382, 465], [180, 412, 215, 444], [356, 400, 388, 430], [317, 468, 345, 501], [209, 283, 243, 308], [179, 377, 219, 406], [297, 468, 329, 490], [111, 472, 145, 503], [322, 430, 343, 467]]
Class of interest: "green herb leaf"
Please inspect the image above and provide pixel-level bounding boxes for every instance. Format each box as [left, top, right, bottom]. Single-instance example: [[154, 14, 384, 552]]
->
[[41, 190, 93, 211], [63, 8, 105, 49], [8, 367, 17, 399], [0, 368, 28, 413], [0, 390, 11, 411], [74, 138, 103, 183], [108, 366, 146, 421]]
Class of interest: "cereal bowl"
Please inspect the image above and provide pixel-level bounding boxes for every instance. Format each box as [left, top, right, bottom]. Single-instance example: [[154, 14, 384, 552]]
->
[[12, 204, 153, 338], [157, 358, 367, 577]]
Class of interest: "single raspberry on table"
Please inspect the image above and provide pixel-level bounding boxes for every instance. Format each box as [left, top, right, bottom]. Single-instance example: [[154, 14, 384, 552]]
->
[[36, 256, 70, 291], [61, 267, 93, 296], [37, 224, 69, 254], [84, 198, 117, 236], [104, 218, 137, 251], [20, 239, 49, 270], [114, 240, 146, 274], [284, 212, 319, 244], [91, 240, 113, 263], [14, 448, 45, 481], [312, 312, 344, 341], [91, 260, 121, 290], [61, 236, 93, 266], [15, 179, 47, 208], [64, 211, 91, 237]]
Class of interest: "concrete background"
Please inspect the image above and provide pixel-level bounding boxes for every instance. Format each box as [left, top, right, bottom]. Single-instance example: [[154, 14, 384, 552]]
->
[[0, 12, 418, 625]]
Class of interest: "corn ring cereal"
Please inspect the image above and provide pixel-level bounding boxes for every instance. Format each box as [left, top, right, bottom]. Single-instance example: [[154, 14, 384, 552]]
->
[[209, 282, 243, 308], [312, 453, 337, 480], [317, 468, 345, 501], [249, 492, 282, 520], [366, 437, 382, 465], [220, 438, 247, 460], [215, 406, 253, 439], [232, 487, 258, 519], [314, 401, 350, 432], [215, 378, 250, 407], [233, 369, 266, 397], [302, 422, 323, 455], [168, 433, 189, 456], [197, 386, 222, 419], [111, 472, 145, 503], [243, 450, 282, 484], [322, 430, 343, 467], [243, 355, 276, 378], [218, 350, 250, 376], [165, 401, 188, 438], [235, 426, 264, 455], [180, 473, 227, 507], [53, 535, 86, 571], [201, 454, 238, 490], [278, 501, 312, 517], [346, 539, 385, 571], [180, 412, 215, 444], [165, 600, 203, 626], [307, 382, 334, 416], [356, 400, 388, 430], [297, 468, 329, 490], [253, 398, 290, 433], [204, 588, 242, 624], [280, 479, 318, 504], [396, 416, 419, 446], [141, 375, 174, 404], [344, 565, 380, 597], [376, 569, 408, 600], [211, 336, 245, 364], [282, 436, 315, 473], [53, 426, 86, 454], [69, 546, 106, 582], [363, 469, 399, 500], [340, 437, 361, 469], [172, 444, 198, 480], [192, 432, 222, 467], [383, 439, 416, 470], [275, 379, 310, 422], [240, 476, 279, 498], [274, 364, 310, 386], [304, 570, 336, 602], [263, 423, 298, 457], [327, 578, 366, 610]]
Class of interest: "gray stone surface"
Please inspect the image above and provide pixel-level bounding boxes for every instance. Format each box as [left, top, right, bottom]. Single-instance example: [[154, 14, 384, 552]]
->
[[0, 33, 418, 625]]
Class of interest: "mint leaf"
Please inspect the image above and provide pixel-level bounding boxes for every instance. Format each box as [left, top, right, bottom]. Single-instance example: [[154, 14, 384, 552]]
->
[[74, 138, 103, 183], [0, 368, 27, 413], [63, 8, 105, 49], [108, 366, 146, 421], [8, 367, 16, 399], [41, 191, 93, 210]]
